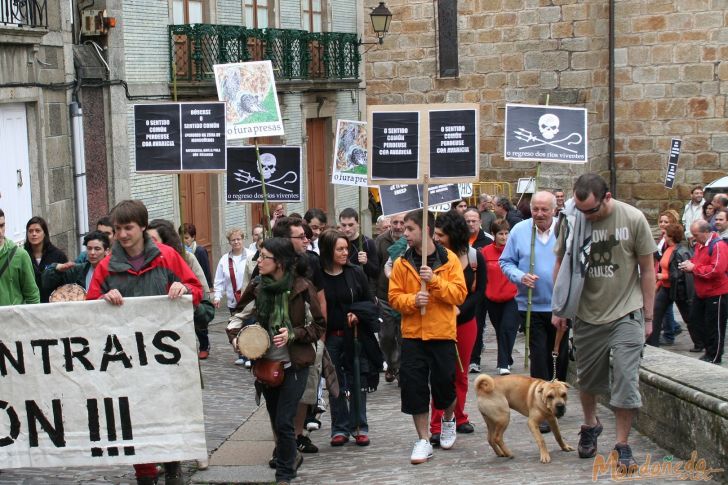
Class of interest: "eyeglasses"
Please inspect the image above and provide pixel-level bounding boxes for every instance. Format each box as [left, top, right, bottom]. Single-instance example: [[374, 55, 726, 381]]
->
[[290, 235, 309, 240], [229, 238, 243, 243], [577, 198, 603, 215], [258, 254, 276, 261]]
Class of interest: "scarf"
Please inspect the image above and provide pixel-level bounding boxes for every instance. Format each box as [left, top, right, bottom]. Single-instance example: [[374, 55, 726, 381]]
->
[[257, 272, 294, 339], [552, 198, 592, 319]]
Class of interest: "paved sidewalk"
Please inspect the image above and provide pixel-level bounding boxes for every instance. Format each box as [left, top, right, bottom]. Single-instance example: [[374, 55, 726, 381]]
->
[[192, 325, 723, 485], [2, 312, 723, 484]]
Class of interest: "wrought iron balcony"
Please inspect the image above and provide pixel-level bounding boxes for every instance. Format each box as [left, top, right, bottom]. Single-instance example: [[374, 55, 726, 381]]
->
[[0, 0, 47, 28], [169, 24, 361, 83]]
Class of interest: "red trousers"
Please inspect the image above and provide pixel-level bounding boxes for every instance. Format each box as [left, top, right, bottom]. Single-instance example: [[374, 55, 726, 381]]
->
[[134, 463, 158, 478], [430, 318, 477, 433]]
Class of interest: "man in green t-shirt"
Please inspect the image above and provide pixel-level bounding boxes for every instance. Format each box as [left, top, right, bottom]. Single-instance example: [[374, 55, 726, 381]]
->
[[552, 174, 656, 471]]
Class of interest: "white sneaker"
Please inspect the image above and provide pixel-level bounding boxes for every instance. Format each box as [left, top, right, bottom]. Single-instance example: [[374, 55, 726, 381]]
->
[[440, 417, 457, 449], [234, 357, 246, 365], [244, 360, 252, 369], [498, 367, 511, 375], [468, 363, 480, 374], [410, 439, 433, 464]]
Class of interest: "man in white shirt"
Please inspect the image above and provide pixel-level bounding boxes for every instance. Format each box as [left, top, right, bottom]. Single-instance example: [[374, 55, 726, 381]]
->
[[682, 185, 704, 240]]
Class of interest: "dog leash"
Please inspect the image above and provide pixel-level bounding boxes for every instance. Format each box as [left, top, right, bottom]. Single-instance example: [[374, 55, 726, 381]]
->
[[551, 327, 566, 382]]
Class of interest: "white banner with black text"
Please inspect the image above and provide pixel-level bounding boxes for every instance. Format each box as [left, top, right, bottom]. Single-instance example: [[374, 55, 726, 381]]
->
[[0, 296, 206, 468]]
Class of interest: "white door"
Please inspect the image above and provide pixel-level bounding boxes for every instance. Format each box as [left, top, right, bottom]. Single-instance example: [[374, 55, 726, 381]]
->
[[0, 104, 33, 243]]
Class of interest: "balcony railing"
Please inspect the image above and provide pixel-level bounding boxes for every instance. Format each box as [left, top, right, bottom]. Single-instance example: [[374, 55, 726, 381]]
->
[[169, 24, 361, 83], [0, 0, 47, 28]]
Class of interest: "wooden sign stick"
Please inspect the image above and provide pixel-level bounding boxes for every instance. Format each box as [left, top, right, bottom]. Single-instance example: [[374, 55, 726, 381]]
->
[[254, 140, 272, 238], [420, 175, 430, 316]]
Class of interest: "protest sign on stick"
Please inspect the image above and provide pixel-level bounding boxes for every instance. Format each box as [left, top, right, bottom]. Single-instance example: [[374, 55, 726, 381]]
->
[[332, 120, 368, 187], [368, 103, 479, 314], [213, 60, 284, 140], [227, 146, 302, 203], [134, 102, 227, 173]]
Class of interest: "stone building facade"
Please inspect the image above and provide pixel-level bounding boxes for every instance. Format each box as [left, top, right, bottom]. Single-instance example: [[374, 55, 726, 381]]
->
[[83, 0, 368, 266], [0, 0, 77, 252], [365, 0, 728, 219]]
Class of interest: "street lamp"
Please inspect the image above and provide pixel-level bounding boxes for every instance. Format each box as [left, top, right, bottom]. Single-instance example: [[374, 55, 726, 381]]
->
[[363, 2, 392, 45]]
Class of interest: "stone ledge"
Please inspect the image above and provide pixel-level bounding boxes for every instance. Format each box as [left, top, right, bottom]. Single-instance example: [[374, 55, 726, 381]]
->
[[0, 26, 48, 45], [567, 346, 728, 481]]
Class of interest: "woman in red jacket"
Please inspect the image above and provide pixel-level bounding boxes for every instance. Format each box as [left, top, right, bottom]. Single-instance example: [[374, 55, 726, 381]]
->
[[481, 219, 519, 375]]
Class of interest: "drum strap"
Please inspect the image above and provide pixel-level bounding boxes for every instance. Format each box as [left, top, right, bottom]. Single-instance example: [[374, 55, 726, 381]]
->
[[229, 255, 242, 302], [0, 246, 17, 280]]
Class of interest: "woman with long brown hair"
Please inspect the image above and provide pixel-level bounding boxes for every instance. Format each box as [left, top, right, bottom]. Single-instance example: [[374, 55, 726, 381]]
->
[[24, 216, 67, 302], [318, 229, 380, 447]]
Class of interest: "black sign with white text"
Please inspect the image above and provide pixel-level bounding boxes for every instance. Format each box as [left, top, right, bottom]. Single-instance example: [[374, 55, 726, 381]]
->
[[371, 111, 419, 180], [226, 146, 302, 203], [429, 109, 477, 178], [134, 104, 181, 172], [504, 104, 587, 164], [664, 139, 681, 189], [134, 102, 226, 173], [379, 184, 461, 216], [180, 103, 226, 171]]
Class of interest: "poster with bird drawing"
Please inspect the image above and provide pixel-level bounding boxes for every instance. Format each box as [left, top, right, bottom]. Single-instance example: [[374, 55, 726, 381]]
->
[[213, 60, 284, 140], [332, 120, 368, 187]]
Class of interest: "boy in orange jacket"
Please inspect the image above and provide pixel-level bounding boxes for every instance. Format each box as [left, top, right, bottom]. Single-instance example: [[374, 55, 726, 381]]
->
[[388, 209, 467, 464]]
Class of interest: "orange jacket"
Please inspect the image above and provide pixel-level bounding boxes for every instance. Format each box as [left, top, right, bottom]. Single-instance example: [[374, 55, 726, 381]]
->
[[388, 245, 467, 341]]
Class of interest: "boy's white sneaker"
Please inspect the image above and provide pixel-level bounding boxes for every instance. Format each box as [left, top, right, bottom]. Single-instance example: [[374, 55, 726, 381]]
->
[[410, 439, 433, 464], [440, 417, 457, 449]]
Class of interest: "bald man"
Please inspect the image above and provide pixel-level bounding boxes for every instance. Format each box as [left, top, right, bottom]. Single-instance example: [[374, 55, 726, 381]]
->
[[499, 191, 569, 427]]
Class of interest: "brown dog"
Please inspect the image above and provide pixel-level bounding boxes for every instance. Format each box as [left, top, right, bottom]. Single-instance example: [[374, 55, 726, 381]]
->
[[474, 374, 575, 463]]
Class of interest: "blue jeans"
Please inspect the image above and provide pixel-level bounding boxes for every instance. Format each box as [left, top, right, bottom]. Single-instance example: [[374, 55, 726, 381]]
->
[[326, 334, 368, 437], [262, 365, 309, 482], [662, 304, 678, 341]]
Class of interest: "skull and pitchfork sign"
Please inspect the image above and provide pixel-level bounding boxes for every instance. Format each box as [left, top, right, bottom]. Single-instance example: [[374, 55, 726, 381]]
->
[[514, 113, 583, 154], [234, 152, 298, 193]]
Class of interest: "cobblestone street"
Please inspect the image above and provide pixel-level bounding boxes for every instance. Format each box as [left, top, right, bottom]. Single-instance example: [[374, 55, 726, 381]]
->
[[1, 312, 724, 484]]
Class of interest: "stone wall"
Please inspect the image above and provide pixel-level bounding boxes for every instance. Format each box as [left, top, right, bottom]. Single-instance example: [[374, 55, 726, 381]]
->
[[364, 0, 728, 219], [613, 0, 728, 218]]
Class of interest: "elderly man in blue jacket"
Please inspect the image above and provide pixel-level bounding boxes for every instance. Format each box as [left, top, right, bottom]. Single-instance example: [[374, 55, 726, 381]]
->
[[499, 191, 569, 432]]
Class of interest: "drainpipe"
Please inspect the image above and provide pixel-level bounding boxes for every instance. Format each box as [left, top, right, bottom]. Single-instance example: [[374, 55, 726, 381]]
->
[[608, 0, 616, 196], [70, 101, 89, 249]]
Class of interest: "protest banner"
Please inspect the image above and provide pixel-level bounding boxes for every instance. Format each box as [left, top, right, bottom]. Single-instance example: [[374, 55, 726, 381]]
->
[[379, 183, 462, 216], [213, 60, 284, 140], [0, 296, 206, 468], [332, 120, 368, 187], [134, 102, 226, 173], [227, 146, 302, 202], [504, 104, 588, 164]]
